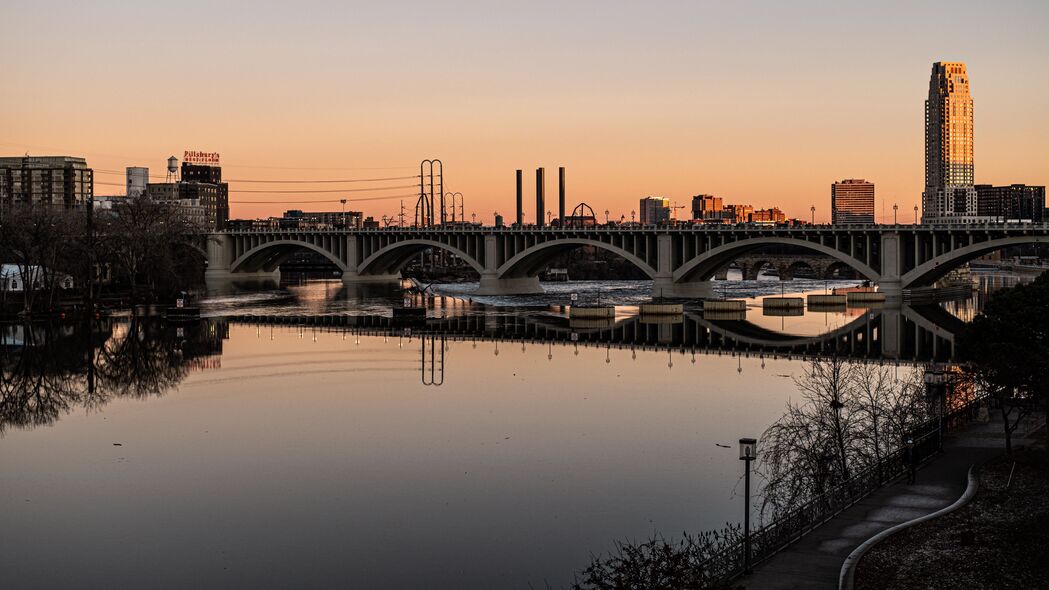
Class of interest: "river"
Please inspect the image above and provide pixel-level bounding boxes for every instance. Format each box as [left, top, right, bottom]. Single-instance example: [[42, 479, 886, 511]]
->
[[0, 270, 1031, 589]]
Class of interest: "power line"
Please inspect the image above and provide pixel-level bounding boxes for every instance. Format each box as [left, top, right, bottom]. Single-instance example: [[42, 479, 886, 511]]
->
[[92, 168, 418, 184], [96, 181, 417, 193], [230, 184, 417, 194], [234, 194, 417, 204]]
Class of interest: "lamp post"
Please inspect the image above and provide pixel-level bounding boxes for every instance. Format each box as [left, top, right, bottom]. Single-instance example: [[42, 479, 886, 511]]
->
[[739, 437, 757, 574], [631, 210, 636, 224], [924, 366, 947, 450], [604, 209, 610, 225], [340, 199, 347, 228], [893, 203, 898, 225], [810, 205, 815, 225], [914, 205, 919, 225]]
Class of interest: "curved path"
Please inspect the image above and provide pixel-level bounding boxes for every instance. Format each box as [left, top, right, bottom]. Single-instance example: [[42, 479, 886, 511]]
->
[[737, 423, 1004, 589]]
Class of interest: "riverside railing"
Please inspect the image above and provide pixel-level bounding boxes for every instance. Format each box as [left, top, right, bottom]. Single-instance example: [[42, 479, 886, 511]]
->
[[701, 395, 987, 585]]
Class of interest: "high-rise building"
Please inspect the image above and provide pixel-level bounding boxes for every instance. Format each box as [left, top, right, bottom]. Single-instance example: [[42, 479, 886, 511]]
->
[[975, 184, 1045, 222], [639, 196, 671, 225], [831, 179, 875, 224], [0, 156, 93, 209], [691, 194, 723, 220], [923, 62, 982, 222], [126, 167, 149, 198]]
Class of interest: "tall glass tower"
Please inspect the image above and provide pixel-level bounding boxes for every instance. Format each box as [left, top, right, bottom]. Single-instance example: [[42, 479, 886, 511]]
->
[[923, 62, 979, 222]]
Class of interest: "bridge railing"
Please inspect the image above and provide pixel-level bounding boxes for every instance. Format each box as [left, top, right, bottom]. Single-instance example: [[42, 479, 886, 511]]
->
[[217, 221, 1049, 235], [699, 393, 987, 585]]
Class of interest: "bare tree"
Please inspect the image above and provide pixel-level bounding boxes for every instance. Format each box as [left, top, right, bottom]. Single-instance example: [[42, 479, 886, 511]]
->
[[0, 205, 83, 314], [98, 195, 199, 304]]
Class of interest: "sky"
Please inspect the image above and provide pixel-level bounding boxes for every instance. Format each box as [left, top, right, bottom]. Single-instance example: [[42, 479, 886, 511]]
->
[[2, 0, 1048, 223]]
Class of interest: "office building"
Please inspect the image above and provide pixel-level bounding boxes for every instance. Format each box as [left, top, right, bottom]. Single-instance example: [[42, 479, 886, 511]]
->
[[723, 203, 753, 224], [691, 194, 723, 220], [975, 184, 1045, 222], [922, 62, 982, 222], [0, 155, 93, 208], [639, 196, 671, 225], [831, 179, 875, 224], [146, 160, 229, 230], [281, 209, 363, 229], [750, 208, 786, 224]]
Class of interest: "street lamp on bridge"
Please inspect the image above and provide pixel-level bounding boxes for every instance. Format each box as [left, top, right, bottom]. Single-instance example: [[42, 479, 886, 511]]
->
[[810, 205, 815, 225], [914, 205, 919, 225], [893, 203, 898, 225]]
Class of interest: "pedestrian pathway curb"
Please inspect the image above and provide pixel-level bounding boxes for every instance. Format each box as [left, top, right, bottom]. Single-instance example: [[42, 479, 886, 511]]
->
[[837, 464, 979, 590]]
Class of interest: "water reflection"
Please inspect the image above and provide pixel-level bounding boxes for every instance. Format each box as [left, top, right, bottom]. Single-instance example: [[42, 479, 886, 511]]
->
[[1, 318, 223, 434], [0, 272, 1031, 589], [1, 301, 971, 436]]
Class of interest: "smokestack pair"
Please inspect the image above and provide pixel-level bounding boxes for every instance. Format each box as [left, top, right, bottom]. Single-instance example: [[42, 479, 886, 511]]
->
[[515, 166, 565, 227]]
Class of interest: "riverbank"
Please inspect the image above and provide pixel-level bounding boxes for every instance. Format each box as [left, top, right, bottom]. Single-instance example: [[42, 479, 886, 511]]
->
[[854, 447, 1049, 589]]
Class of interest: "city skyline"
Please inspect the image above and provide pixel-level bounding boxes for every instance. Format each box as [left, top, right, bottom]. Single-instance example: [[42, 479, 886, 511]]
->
[[2, 1, 1048, 223]]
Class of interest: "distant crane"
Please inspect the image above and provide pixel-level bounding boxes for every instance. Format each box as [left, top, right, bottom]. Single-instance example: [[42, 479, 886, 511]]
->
[[671, 201, 686, 221]]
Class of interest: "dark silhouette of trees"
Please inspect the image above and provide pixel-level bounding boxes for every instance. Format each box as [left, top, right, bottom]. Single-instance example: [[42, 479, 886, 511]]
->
[[758, 358, 930, 518], [958, 272, 1049, 451], [98, 194, 202, 304], [0, 205, 85, 314], [0, 319, 191, 435]]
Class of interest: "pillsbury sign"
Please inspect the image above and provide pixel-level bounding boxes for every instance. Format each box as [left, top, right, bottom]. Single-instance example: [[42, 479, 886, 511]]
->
[[184, 150, 220, 165]]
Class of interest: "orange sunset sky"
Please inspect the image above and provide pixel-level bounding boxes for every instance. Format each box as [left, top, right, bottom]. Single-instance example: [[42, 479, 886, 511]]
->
[[2, 0, 1047, 223]]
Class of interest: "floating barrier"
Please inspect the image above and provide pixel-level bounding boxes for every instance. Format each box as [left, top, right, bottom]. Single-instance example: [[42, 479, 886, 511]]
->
[[762, 296, 804, 309], [639, 313, 683, 325], [569, 317, 615, 330], [807, 294, 847, 306], [638, 302, 684, 315], [763, 306, 805, 317], [703, 299, 747, 312], [846, 291, 887, 303], [569, 305, 615, 319], [702, 310, 747, 321]]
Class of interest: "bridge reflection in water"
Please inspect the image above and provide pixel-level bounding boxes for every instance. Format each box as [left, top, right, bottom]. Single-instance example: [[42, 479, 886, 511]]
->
[[226, 303, 966, 385]]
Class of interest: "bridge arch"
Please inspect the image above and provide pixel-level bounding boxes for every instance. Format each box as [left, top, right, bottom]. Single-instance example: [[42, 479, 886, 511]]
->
[[687, 311, 879, 350], [230, 239, 349, 274], [901, 235, 1049, 289], [357, 239, 484, 276], [673, 237, 880, 284], [496, 238, 658, 279]]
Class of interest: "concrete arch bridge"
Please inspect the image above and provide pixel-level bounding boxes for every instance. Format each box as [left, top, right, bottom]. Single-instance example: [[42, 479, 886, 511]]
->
[[205, 224, 1049, 301]]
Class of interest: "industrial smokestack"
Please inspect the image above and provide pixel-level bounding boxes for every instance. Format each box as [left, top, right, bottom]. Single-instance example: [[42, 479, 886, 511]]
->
[[558, 167, 566, 225], [536, 167, 545, 227], [515, 169, 523, 226]]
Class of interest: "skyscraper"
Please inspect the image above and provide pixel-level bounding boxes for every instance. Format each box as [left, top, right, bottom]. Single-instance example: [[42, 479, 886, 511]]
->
[[831, 179, 875, 224], [923, 61, 981, 222]]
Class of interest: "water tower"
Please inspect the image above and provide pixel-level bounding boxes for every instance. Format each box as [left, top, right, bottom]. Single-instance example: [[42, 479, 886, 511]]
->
[[166, 156, 179, 183]]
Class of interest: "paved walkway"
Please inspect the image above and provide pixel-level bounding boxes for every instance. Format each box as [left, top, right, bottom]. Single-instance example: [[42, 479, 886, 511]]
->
[[736, 414, 1037, 590]]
